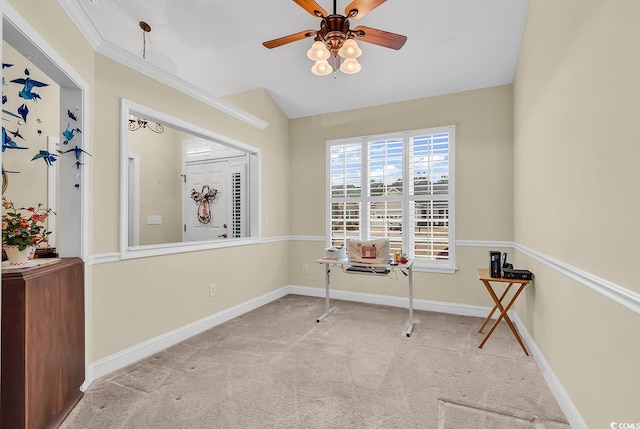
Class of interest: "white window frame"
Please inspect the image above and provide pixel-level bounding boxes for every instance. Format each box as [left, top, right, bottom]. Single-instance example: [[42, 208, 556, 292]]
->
[[326, 126, 455, 273]]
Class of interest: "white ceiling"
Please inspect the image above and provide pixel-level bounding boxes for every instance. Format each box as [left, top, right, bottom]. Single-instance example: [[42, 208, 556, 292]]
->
[[61, 0, 529, 119]]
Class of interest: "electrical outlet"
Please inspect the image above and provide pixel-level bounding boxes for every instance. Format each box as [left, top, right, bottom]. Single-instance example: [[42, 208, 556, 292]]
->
[[209, 283, 216, 297], [303, 265, 309, 274]]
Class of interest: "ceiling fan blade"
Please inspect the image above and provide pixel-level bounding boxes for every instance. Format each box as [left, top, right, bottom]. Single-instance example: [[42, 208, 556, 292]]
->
[[263, 30, 317, 49], [352, 26, 407, 50], [292, 0, 328, 18], [344, 0, 387, 19]]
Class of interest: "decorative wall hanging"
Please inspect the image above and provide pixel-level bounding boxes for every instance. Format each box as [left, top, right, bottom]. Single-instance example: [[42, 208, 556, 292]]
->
[[2, 127, 28, 151], [190, 185, 218, 224], [11, 68, 49, 102], [63, 145, 92, 160], [128, 115, 164, 134], [62, 123, 81, 145], [17, 103, 29, 123], [31, 150, 58, 166]]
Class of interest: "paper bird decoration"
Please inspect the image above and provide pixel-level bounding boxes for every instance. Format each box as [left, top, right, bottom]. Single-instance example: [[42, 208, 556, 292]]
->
[[31, 150, 58, 166], [62, 123, 82, 144], [72, 161, 84, 170], [67, 109, 78, 121], [17, 103, 29, 122], [64, 145, 92, 160], [10, 69, 49, 102], [2, 127, 28, 152], [8, 128, 24, 140]]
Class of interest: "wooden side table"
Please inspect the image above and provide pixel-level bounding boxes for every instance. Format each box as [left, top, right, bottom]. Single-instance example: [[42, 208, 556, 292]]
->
[[476, 268, 530, 356]]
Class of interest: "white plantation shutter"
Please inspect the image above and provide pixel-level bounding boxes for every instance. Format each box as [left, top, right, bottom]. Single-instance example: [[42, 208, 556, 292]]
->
[[327, 126, 455, 271], [366, 138, 404, 253], [229, 164, 246, 238], [329, 143, 362, 246], [407, 132, 451, 261]]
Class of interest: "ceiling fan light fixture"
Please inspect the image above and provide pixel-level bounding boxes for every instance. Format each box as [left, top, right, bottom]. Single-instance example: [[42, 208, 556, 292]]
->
[[311, 59, 333, 76], [307, 40, 331, 61], [338, 38, 362, 59], [340, 58, 361, 74]]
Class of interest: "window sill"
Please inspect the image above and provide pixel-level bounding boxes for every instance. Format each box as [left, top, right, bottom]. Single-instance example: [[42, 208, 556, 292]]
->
[[412, 262, 457, 274]]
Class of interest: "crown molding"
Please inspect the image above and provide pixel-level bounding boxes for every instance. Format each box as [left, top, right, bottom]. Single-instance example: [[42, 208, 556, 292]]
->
[[56, 0, 269, 130], [56, 0, 103, 49]]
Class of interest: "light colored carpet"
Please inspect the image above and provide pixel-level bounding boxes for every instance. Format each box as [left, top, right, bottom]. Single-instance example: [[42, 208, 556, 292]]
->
[[60, 295, 570, 428]]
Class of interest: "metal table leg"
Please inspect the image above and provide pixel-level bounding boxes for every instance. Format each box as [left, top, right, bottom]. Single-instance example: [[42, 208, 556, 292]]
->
[[317, 262, 336, 322], [405, 265, 414, 337]]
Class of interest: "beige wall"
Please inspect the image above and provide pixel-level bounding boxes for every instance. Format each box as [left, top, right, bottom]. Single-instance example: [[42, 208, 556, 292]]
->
[[289, 86, 514, 306], [89, 57, 291, 361], [129, 125, 183, 245], [513, 0, 640, 426]]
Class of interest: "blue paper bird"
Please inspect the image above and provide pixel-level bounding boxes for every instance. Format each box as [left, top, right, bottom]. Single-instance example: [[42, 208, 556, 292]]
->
[[17, 104, 29, 122], [64, 145, 92, 160], [2, 94, 6, 104], [10, 76, 48, 101], [2, 63, 13, 69], [62, 123, 82, 144], [74, 183, 80, 189], [8, 128, 24, 140], [68, 109, 78, 121], [2, 127, 28, 152], [72, 161, 84, 170], [31, 150, 58, 166]]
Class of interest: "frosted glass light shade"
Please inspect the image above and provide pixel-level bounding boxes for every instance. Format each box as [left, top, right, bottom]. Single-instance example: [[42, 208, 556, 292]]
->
[[307, 41, 330, 61], [340, 58, 361, 74], [311, 60, 333, 76], [338, 38, 362, 59]]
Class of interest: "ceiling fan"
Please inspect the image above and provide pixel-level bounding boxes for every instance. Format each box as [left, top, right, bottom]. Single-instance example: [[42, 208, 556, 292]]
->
[[262, 0, 407, 75]]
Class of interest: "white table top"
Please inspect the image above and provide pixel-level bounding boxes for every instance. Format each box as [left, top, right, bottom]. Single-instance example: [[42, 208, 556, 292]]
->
[[316, 257, 413, 269]]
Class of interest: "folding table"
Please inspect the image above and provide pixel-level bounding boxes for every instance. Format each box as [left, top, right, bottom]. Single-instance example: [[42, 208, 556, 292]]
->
[[316, 258, 415, 337], [476, 268, 531, 356]]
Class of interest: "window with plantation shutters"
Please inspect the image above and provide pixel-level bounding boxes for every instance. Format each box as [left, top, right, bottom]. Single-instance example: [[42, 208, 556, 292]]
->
[[327, 126, 455, 272]]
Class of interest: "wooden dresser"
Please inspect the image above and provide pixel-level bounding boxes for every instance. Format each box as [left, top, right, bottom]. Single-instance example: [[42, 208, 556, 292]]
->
[[1, 257, 85, 429]]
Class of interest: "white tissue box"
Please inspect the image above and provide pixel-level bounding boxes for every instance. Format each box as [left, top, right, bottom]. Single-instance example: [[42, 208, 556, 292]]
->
[[325, 246, 346, 260]]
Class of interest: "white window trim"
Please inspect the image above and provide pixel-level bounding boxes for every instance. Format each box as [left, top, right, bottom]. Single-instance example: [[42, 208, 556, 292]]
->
[[326, 126, 456, 273]]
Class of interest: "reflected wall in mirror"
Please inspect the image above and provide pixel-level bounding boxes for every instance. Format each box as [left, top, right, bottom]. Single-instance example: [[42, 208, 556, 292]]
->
[[120, 99, 261, 259]]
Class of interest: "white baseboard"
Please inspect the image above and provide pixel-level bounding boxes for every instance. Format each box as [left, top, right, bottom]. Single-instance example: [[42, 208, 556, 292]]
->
[[510, 313, 587, 429], [287, 285, 492, 319], [85, 287, 291, 386], [84, 284, 584, 429]]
